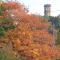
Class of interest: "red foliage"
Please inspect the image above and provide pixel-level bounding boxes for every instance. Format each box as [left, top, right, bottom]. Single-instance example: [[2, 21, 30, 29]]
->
[[1, 2, 60, 60]]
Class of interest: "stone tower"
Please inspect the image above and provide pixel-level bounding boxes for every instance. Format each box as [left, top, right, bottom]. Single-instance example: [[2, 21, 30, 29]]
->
[[44, 4, 51, 16]]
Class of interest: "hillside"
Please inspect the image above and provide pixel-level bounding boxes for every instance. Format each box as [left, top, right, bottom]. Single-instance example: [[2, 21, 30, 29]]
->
[[0, 1, 60, 60]]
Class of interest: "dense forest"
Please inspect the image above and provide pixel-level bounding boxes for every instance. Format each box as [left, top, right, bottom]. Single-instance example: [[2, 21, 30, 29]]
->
[[0, 1, 60, 60]]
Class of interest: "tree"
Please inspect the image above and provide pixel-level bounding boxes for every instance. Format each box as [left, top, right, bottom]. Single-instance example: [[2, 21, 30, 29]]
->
[[0, 1, 60, 60]]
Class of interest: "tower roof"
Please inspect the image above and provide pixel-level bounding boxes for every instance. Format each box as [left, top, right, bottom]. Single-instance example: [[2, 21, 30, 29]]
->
[[44, 4, 51, 7]]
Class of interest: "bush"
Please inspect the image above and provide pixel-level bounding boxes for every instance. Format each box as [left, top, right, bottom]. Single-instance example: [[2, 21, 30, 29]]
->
[[0, 45, 22, 60], [56, 31, 60, 45], [0, 27, 5, 36]]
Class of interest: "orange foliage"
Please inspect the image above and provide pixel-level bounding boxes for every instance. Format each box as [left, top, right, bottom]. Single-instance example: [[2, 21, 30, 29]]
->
[[0, 2, 60, 60], [2, 2, 20, 10]]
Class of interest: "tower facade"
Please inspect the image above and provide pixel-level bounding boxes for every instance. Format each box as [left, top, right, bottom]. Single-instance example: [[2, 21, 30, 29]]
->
[[44, 4, 51, 16]]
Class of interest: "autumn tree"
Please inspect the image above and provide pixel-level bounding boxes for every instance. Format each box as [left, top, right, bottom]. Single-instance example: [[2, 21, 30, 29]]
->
[[0, 1, 60, 60]]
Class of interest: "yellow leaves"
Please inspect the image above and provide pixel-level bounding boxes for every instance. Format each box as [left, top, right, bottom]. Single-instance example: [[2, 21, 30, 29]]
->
[[1, 2, 60, 60], [42, 44, 51, 54], [30, 49, 40, 57]]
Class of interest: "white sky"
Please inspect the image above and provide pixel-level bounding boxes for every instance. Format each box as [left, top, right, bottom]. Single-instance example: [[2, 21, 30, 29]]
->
[[18, 0, 60, 16]]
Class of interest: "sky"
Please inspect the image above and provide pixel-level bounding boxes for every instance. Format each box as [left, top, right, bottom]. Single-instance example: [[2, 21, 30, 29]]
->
[[9, 0, 60, 16]]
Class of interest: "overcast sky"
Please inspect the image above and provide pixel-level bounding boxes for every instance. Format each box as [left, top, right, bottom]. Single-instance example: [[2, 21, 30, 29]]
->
[[17, 0, 60, 16]]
